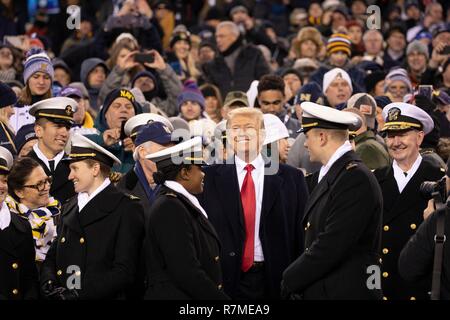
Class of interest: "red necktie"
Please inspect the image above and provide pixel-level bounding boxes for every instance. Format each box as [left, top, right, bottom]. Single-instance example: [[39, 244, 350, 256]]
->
[[241, 164, 256, 272]]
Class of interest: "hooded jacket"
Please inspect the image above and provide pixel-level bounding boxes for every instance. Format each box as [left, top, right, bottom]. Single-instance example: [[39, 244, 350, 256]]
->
[[86, 94, 142, 174], [80, 58, 108, 111]]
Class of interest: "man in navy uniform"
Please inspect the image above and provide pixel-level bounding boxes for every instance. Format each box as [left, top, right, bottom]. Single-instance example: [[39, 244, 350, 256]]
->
[[199, 107, 308, 299], [374, 102, 446, 300], [27, 97, 77, 203], [282, 102, 383, 300]]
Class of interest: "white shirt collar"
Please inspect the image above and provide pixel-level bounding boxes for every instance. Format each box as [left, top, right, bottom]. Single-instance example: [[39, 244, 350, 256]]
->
[[392, 155, 423, 193], [33, 143, 65, 171], [78, 178, 111, 212], [0, 201, 11, 230], [164, 180, 208, 219], [318, 141, 353, 183], [235, 154, 265, 173]]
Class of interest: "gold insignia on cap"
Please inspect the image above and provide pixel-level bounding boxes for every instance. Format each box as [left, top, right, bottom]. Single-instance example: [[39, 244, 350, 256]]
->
[[388, 107, 401, 121], [40, 63, 48, 71], [65, 105, 73, 115], [300, 93, 311, 102]]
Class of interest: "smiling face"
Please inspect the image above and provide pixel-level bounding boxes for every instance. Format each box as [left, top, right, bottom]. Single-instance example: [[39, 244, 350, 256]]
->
[[105, 97, 136, 130], [407, 51, 427, 73], [16, 166, 51, 209], [35, 119, 70, 156], [68, 160, 98, 194], [228, 114, 264, 161], [180, 164, 205, 194], [174, 40, 190, 60], [385, 129, 423, 165]]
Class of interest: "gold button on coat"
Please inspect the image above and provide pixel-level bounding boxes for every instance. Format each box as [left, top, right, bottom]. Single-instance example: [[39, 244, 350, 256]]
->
[[214, 256, 219, 262], [410, 224, 417, 230], [383, 225, 389, 232], [61, 237, 65, 243], [218, 284, 222, 289], [382, 248, 389, 255], [79, 237, 85, 244], [12, 289, 18, 295], [12, 263, 18, 269], [57, 270, 62, 276], [410, 297, 416, 300], [383, 272, 389, 278]]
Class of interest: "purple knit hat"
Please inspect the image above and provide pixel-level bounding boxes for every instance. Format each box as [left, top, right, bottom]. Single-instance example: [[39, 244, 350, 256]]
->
[[177, 80, 205, 111], [23, 48, 54, 84]]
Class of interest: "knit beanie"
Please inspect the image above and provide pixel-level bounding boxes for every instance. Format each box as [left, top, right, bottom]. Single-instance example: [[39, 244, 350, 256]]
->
[[0, 82, 17, 108], [406, 40, 429, 60], [177, 80, 205, 111], [23, 48, 54, 84], [131, 70, 158, 91], [102, 88, 141, 115], [327, 33, 352, 57], [384, 68, 413, 93]]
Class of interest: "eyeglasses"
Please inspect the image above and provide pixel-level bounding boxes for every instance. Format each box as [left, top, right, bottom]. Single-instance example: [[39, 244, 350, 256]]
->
[[23, 176, 53, 191]]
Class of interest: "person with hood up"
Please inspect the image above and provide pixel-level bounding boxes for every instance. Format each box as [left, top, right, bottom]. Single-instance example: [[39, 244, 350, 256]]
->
[[79, 58, 109, 112]]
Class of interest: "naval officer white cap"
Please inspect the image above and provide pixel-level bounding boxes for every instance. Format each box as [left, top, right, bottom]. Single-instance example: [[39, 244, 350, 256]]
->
[[381, 102, 434, 135], [298, 102, 362, 133]]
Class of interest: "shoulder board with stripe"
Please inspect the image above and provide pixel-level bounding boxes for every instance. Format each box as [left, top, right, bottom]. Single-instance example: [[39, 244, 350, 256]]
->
[[346, 163, 358, 170], [126, 194, 140, 200], [165, 192, 177, 198]]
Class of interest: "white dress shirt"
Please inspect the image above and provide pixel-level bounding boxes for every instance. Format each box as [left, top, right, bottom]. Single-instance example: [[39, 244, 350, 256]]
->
[[164, 180, 208, 219], [392, 155, 422, 193], [0, 201, 11, 230], [318, 141, 353, 183], [235, 154, 265, 262], [33, 143, 65, 172], [78, 178, 111, 212]]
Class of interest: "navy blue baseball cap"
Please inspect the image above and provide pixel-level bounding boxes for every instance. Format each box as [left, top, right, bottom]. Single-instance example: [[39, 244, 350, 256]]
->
[[14, 123, 37, 154], [295, 82, 324, 105], [135, 122, 173, 147]]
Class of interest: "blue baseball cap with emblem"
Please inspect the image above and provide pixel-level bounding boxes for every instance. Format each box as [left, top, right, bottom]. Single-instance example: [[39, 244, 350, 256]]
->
[[135, 122, 173, 147]]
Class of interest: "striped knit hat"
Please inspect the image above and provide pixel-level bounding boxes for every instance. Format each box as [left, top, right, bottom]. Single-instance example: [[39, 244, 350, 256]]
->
[[23, 48, 54, 84], [384, 68, 413, 94], [327, 33, 352, 57]]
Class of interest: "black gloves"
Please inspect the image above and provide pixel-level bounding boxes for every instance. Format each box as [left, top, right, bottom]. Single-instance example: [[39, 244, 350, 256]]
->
[[41, 281, 79, 300]]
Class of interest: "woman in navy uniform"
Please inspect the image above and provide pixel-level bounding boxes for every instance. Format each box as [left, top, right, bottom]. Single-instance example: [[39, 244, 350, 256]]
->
[[144, 137, 229, 300], [0, 146, 39, 300], [40, 133, 145, 300]]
